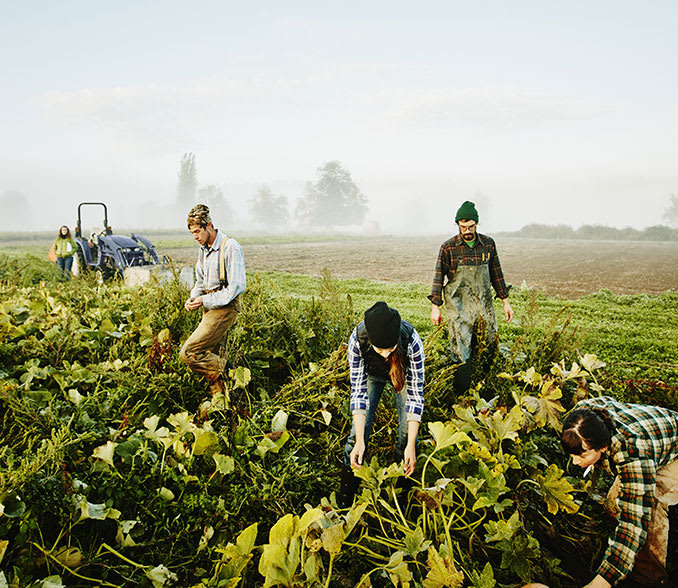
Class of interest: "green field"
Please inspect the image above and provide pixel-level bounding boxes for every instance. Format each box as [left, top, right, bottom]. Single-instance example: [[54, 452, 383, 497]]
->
[[0, 253, 676, 587]]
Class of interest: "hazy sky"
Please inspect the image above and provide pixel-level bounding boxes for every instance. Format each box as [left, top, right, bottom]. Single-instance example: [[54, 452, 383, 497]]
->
[[1, 1, 676, 232]]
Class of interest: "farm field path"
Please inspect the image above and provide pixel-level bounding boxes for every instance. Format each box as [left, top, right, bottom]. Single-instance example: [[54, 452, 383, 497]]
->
[[165, 236, 678, 298]]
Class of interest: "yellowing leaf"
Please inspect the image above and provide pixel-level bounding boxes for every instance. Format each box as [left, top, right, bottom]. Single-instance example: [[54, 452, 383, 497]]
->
[[321, 522, 345, 554], [157, 487, 174, 501], [197, 525, 214, 553], [91, 441, 117, 466], [271, 409, 288, 433], [213, 454, 235, 475], [269, 513, 295, 549], [536, 464, 580, 515], [423, 546, 464, 588], [298, 508, 323, 533], [580, 353, 606, 373], [168, 411, 194, 435], [236, 523, 258, 556], [192, 431, 219, 456], [255, 431, 289, 457], [145, 564, 178, 588]]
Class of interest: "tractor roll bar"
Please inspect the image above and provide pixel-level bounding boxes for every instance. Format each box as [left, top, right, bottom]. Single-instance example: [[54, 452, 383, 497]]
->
[[76, 202, 113, 238]]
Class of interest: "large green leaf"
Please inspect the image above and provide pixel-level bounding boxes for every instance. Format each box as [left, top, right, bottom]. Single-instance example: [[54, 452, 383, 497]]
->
[[403, 525, 431, 557], [467, 563, 496, 588], [429, 422, 471, 450], [385, 551, 411, 586], [484, 511, 520, 543]]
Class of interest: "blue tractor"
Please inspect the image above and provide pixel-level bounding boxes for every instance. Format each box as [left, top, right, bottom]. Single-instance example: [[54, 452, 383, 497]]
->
[[74, 202, 166, 283]]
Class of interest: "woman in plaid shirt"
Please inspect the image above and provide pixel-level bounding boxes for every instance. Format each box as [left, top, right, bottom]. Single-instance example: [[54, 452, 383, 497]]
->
[[337, 302, 425, 508], [560, 397, 678, 587]]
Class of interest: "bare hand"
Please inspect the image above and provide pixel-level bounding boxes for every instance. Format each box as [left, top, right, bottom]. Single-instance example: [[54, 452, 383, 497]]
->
[[350, 440, 365, 469], [403, 444, 417, 476], [431, 304, 443, 326], [521, 584, 549, 588], [502, 298, 514, 322], [185, 297, 204, 311]]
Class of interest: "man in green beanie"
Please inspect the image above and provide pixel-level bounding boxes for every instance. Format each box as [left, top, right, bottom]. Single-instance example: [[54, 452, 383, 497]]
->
[[429, 200, 513, 395]]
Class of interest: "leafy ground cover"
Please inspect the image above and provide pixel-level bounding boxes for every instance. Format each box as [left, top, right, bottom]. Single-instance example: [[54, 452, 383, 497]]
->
[[0, 254, 676, 587]]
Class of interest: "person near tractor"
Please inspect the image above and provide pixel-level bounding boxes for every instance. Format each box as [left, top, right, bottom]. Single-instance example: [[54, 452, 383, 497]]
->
[[557, 397, 677, 588], [338, 301, 425, 508], [52, 225, 77, 278], [429, 200, 513, 395], [180, 204, 246, 397]]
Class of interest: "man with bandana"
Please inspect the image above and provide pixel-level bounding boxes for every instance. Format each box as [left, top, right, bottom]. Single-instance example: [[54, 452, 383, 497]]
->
[[180, 204, 246, 396], [429, 200, 513, 395]]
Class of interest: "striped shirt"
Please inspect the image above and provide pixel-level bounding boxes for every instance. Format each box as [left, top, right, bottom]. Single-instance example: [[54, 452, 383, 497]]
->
[[428, 232, 509, 305], [577, 396, 678, 585], [190, 230, 247, 310], [348, 327, 425, 421]]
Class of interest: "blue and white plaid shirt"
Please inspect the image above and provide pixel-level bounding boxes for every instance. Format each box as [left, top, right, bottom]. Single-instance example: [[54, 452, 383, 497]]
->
[[348, 327, 425, 421], [190, 230, 246, 310]]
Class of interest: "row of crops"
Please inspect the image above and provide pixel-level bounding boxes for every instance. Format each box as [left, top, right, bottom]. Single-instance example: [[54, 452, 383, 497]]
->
[[0, 255, 676, 587]]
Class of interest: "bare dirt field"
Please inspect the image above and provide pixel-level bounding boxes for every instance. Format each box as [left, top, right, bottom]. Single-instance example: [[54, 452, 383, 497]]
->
[[165, 236, 678, 299]]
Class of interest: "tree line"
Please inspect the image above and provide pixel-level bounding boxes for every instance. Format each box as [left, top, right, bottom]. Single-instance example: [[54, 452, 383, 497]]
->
[[176, 153, 367, 229], [500, 223, 678, 241]]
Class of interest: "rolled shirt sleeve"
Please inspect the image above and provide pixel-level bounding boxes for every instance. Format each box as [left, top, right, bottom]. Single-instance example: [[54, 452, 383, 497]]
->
[[597, 456, 658, 585]]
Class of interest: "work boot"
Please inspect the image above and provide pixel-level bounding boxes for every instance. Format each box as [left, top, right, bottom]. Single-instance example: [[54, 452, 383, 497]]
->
[[453, 361, 472, 396], [337, 467, 360, 509]]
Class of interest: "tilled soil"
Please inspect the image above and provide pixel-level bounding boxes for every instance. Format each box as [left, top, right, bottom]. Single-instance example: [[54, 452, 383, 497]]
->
[[165, 236, 678, 299]]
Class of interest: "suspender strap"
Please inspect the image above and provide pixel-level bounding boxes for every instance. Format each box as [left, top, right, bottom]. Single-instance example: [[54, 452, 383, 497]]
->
[[219, 234, 230, 285]]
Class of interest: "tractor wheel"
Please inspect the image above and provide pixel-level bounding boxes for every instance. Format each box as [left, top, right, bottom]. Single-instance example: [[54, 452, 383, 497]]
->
[[95, 258, 121, 285]]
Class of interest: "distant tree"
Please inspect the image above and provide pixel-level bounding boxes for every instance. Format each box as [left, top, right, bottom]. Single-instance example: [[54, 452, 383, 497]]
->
[[641, 225, 676, 241], [663, 194, 678, 228], [576, 224, 623, 240], [249, 185, 289, 228], [197, 184, 233, 220], [296, 161, 367, 227], [0, 191, 31, 231], [176, 152, 197, 209]]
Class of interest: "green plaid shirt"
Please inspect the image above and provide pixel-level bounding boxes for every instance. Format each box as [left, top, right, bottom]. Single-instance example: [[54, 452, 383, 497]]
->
[[428, 232, 509, 305], [578, 396, 678, 584]]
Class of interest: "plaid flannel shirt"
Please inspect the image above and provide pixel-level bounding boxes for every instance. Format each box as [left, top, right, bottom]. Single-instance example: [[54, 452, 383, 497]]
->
[[578, 396, 678, 585], [190, 230, 247, 310], [348, 326, 425, 421], [428, 232, 509, 305]]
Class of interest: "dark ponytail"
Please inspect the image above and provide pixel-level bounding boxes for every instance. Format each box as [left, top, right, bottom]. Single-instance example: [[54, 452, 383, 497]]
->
[[387, 346, 406, 393], [561, 407, 616, 454]]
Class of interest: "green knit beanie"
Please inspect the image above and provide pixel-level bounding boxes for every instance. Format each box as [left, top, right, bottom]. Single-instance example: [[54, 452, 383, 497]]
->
[[455, 201, 479, 223]]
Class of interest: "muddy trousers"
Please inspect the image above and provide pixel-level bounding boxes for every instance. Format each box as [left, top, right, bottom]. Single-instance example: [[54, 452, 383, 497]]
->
[[179, 297, 240, 382], [609, 458, 678, 585]]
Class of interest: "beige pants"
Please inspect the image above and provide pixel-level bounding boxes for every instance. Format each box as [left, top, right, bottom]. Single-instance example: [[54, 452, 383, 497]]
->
[[608, 458, 678, 584], [179, 297, 240, 382]]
